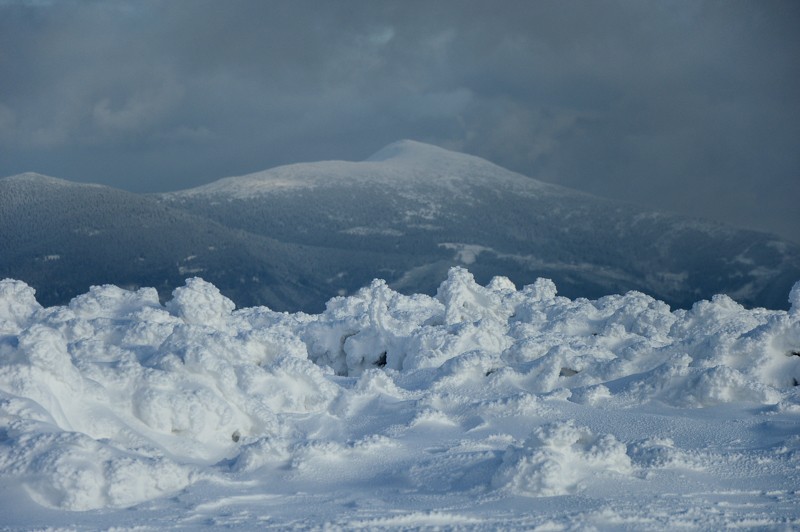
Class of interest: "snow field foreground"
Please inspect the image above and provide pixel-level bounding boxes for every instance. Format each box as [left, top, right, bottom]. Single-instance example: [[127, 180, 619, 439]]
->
[[0, 268, 799, 529]]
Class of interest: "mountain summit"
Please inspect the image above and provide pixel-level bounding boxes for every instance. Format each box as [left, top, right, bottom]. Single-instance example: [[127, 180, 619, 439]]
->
[[166, 139, 549, 201]]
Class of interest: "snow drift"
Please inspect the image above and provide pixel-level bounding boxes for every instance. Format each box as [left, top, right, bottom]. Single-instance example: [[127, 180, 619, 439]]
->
[[0, 269, 798, 528]]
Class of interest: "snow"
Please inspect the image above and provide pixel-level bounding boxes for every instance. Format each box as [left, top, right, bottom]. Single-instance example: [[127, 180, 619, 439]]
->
[[0, 269, 799, 529], [164, 139, 553, 201]]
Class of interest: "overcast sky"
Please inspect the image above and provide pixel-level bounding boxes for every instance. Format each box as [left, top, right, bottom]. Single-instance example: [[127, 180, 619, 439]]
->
[[1, 0, 798, 242]]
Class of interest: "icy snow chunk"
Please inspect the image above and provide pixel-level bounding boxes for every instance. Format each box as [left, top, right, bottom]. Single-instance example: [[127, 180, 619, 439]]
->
[[492, 420, 632, 496], [69, 284, 161, 320], [303, 278, 442, 375], [166, 277, 235, 328], [436, 267, 513, 325], [521, 277, 558, 302], [790, 281, 800, 316], [487, 275, 516, 293], [0, 279, 41, 333]]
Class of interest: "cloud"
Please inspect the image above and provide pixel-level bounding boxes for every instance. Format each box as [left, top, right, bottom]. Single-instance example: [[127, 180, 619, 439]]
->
[[0, 0, 798, 241], [91, 77, 184, 134], [0, 103, 15, 142]]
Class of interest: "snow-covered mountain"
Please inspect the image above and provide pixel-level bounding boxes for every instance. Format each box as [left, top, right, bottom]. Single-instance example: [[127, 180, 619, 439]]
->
[[161, 140, 800, 310], [0, 173, 329, 309], [2, 143, 798, 311], [172, 140, 553, 198]]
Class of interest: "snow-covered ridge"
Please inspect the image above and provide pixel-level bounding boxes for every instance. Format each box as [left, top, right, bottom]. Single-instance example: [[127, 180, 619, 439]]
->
[[164, 140, 554, 199], [0, 172, 104, 188], [1, 269, 799, 527]]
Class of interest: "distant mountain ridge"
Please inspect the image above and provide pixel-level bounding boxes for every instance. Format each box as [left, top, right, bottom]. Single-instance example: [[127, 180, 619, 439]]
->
[[160, 140, 800, 310], [2, 141, 799, 310], [0, 173, 329, 310]]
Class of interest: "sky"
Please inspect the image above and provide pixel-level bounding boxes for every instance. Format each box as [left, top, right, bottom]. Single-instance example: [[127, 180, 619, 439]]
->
[[0, 0, 798, 243]]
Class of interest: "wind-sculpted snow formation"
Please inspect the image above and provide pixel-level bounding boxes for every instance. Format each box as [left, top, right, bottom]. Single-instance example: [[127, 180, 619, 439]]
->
[[0, 269, 799, 529]]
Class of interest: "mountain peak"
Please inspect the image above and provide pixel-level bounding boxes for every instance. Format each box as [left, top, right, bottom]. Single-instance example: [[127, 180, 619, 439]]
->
[[168, 139, 537, 200], [365, 140, 486, 168], [366, 140, 453, 161]]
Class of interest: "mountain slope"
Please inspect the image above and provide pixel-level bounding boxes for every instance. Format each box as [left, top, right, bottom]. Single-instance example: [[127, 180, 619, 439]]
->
[[0, 173, 329, 310], [161, 141, 800, 310]]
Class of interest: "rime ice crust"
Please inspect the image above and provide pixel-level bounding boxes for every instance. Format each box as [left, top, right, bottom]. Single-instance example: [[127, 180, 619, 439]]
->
[[0, 279, 41, 332], [165, 277, 236, 328], [0, 270, 799, 524], [790, 280, 800, 315]]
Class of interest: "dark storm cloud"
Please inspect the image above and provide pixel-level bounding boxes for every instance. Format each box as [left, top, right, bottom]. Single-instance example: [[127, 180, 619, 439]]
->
[[1, 0, 798, 241]]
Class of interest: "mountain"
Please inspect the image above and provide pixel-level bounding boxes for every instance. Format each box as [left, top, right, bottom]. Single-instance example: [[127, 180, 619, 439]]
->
[[0, 173, 330, 310], [160, 140, 800, 310], [3, 142, 799, 311]]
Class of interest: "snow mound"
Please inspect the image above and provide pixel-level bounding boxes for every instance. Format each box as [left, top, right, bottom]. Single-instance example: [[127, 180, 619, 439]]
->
[[492, 420, 632, 496], [0, 271, 799, 524], [0, 279, 41, 332]]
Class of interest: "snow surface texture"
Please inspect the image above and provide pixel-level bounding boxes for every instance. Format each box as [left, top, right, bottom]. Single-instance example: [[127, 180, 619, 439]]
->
[[1, 268, 799, 529]]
